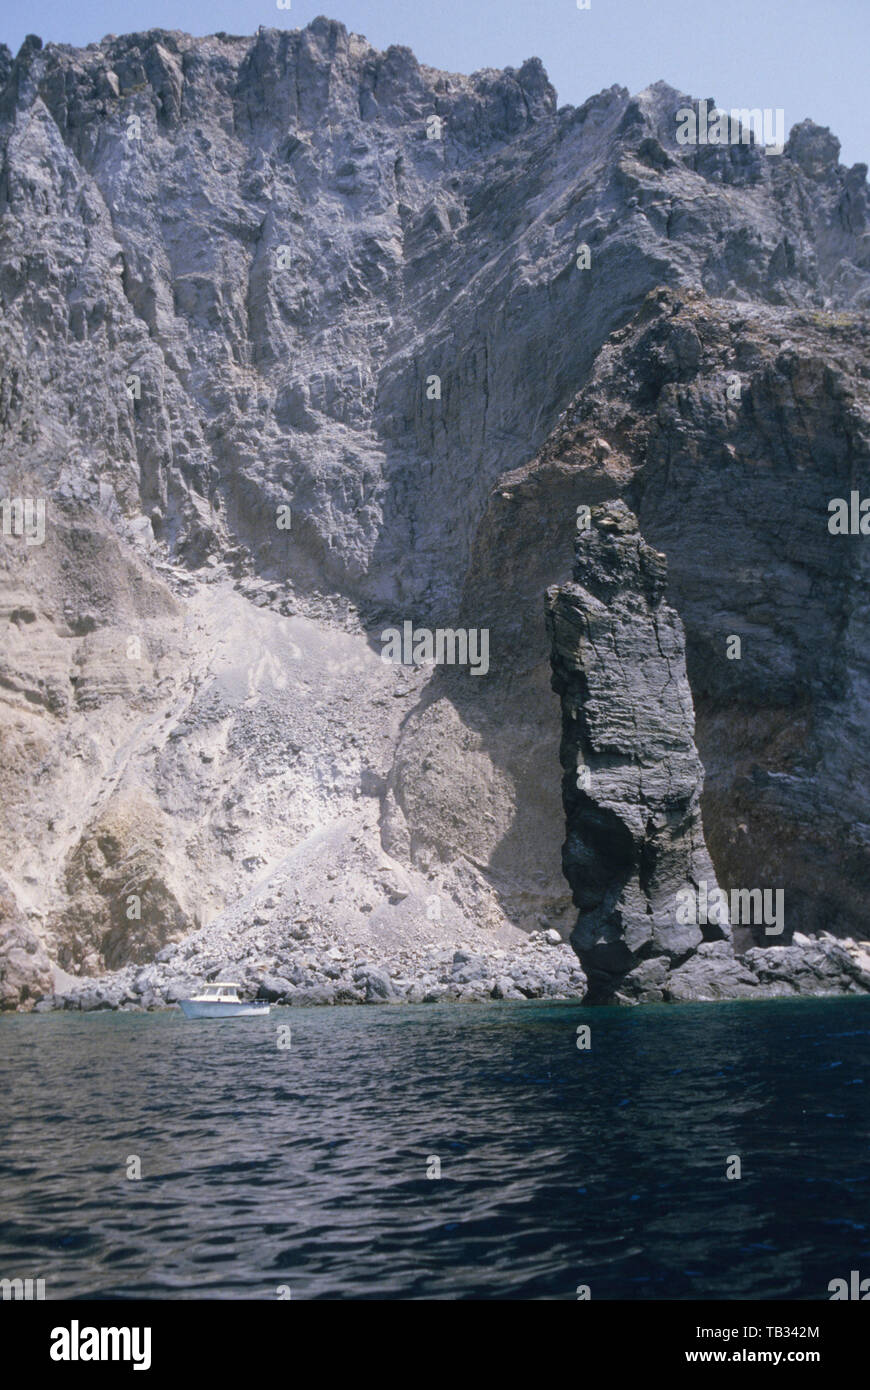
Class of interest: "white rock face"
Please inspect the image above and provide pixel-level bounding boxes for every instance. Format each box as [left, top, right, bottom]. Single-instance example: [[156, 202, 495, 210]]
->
[[0, 23, 868, 1004]]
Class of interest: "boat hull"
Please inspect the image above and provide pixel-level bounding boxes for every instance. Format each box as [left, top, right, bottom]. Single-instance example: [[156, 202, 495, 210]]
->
[[179, 999, 270, 1019]]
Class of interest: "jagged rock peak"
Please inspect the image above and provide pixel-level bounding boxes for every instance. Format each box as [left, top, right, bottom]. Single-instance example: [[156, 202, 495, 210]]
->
[[0, 20, 557, 146]]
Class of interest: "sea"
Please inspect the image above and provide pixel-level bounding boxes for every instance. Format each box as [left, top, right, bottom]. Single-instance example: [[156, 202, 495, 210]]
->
[[0, 996, 867, 1300]]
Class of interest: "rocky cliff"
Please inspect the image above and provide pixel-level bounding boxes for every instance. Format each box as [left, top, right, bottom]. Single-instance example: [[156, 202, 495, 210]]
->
[[1, 20, 869, 1008], [513, 288, 870, 951]]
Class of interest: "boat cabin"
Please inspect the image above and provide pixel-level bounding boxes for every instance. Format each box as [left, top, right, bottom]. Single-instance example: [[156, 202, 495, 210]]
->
[[197, 982, 241, 1001]]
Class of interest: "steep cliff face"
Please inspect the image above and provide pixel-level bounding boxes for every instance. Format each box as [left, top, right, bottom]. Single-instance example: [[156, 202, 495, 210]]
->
[[508, 288, 870, 947], [1, 20, 869, 1005]]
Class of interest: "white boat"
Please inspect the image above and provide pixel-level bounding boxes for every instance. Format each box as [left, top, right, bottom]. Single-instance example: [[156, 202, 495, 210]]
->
[[179, 982, 270, 1019]]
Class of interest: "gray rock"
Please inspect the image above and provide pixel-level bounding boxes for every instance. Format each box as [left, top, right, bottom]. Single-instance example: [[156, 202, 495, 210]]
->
[[664, 943, 762, 1003], [359, 968, 396, 1003], [492, 977, 525, 1000], [161, 979, 192, 1003], [133, 966, 160, 995], [422, 984, 450, 1003], [742, 937, 868, 996], [254, 974, 294, 1002], [285, 983, 336, 1007], [620, 957, 670, 1002], [451, 954, 487, 983], [547, 501, 730, 1002], [0, 876, 53, 1011]]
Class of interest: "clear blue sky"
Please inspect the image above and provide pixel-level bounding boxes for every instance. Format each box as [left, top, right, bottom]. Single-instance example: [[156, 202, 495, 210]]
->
[[3, 0, 868, 167]]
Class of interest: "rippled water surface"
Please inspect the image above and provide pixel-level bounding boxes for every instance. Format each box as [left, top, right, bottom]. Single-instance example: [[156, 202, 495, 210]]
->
[[1, 997, 868, 1299]]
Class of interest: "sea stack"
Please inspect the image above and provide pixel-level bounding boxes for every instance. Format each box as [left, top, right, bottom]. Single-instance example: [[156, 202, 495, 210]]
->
[[546, 500, 731, 1002]]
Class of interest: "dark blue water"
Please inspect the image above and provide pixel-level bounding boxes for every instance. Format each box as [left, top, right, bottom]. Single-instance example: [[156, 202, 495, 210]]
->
[[0, 997, 868, 1299]]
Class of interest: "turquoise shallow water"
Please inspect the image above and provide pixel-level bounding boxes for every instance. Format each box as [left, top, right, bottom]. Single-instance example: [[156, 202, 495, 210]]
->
[[0, 996, 868, 1300]]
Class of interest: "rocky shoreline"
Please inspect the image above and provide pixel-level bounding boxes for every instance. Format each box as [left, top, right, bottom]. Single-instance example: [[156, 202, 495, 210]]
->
[[29, 930, 870, 1012], [35, 928, 588, 1012]]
